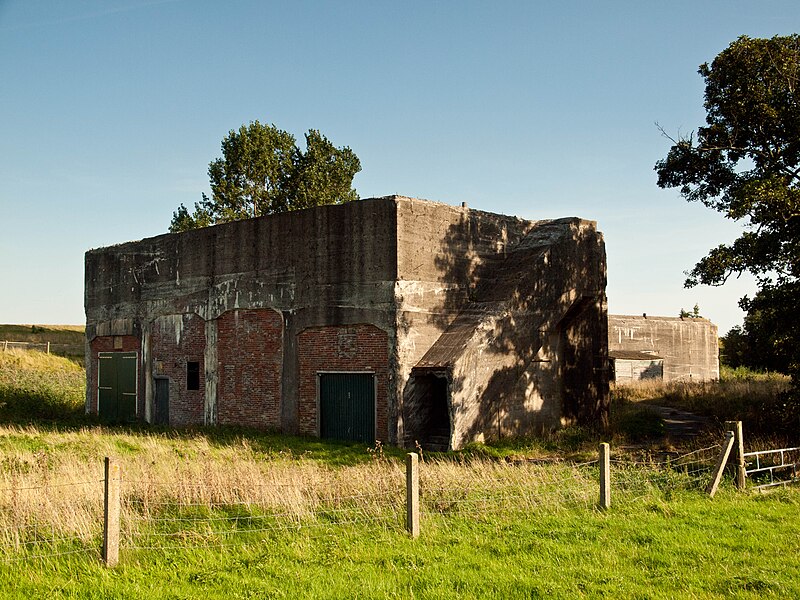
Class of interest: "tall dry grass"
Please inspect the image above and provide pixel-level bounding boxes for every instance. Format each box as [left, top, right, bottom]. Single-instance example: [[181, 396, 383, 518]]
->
[[612, 369, 795, 440], [0, 425, 609, 554]]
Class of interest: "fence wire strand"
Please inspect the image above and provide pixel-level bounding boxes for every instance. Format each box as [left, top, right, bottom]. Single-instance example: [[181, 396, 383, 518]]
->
[[0, 476, 103, 564], [3, 437, 792, 564]]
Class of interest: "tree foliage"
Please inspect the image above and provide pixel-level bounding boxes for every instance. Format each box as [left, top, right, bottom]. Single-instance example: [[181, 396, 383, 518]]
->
[[720, 285, 795, 374], [655, 35, 800, 288], [656, 35, 800, 385], [170, 121, 361, 232]]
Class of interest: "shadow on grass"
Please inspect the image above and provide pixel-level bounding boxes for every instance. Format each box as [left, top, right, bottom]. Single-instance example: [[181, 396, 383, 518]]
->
[[0, 412, 407, 467]]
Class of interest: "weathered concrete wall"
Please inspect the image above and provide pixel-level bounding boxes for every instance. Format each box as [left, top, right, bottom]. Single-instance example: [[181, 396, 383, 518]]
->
[[612, 357, 664, 382], [394, 199, 540, 447], [396, 203, 608, 450], [608, 315, 719, 382], [443, 219, 608, 449], [86, 197, 399, 437], [86, 195, 609, 448]]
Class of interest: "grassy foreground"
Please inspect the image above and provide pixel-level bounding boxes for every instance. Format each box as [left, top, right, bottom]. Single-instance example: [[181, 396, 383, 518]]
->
[[0, 425, 797, 598], [0, 348, 799, 598], [2, 486, 798, 599]]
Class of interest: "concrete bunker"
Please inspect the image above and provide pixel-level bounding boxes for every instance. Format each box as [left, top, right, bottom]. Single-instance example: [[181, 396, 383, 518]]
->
[[608, 315, 719, 383], [85, 196, 609, 449]]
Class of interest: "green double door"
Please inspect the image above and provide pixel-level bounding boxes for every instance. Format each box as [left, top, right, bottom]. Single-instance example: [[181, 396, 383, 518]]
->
[[319, 373, 375, 443], [98, 352, 137, 423]]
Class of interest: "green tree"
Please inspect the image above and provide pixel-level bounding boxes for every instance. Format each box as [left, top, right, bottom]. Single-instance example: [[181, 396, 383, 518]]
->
[[170, 121, 361, 232], [720, 285, 795, 374], [655, 35, 800, 389]]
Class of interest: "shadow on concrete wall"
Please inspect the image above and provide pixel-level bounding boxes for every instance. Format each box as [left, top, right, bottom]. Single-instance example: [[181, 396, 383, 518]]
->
[[402, 213, 608, 450], [639, 361, 664, 380]]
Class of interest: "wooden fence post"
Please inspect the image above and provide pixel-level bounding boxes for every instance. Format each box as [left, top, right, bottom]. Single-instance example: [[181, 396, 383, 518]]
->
[[725, 420, 746, 490], [103, 457, 121, 567], [706, 431, 735, 498], [599, 443, 611, 509], [406, 452, 419, 538]]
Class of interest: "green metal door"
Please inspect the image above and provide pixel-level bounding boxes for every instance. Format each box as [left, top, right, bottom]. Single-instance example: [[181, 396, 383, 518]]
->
[[154, 377, 169, 425], [98, 352, 137, 423], [319, 373, 375, 443]]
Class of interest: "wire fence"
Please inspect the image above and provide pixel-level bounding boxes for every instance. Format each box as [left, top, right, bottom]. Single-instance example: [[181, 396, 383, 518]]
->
[[0, 340, 84, 358], [0, 423, 792, 566], [610, 443, 723, 499], [0, 476, 103, 563], [119, 475, 406, 553]]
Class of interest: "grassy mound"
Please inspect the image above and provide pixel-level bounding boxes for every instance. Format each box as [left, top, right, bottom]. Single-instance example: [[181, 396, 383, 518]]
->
[[0, 348, 86, 423], [0, 324, 85, 363]]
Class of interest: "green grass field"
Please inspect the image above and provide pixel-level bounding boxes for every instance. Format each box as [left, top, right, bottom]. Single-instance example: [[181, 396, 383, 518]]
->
[[0, 348, 798, 598], [2, 485, 798, 599]]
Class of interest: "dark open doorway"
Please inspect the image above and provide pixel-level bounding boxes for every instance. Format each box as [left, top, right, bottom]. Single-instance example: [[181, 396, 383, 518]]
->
[[403, 371, 451, 451]]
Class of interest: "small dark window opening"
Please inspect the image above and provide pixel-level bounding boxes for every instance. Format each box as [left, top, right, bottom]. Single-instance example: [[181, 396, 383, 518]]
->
[[187, 361, 200, 391]]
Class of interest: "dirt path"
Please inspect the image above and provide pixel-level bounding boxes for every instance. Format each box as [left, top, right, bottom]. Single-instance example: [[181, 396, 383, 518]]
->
[[644, 403, 712, 441]]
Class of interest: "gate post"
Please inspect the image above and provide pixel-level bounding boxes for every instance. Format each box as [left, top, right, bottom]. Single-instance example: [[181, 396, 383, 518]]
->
[[725, 420, 746, 490], [103, 457, 121, 567], [707, 431, 735, 498]]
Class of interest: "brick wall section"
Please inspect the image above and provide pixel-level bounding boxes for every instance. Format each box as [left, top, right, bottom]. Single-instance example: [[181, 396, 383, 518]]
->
[[217, 308, 283, 428], [150, 314, 206, 426], [297, 324, 389, 440], [88, 335, 141, 415]]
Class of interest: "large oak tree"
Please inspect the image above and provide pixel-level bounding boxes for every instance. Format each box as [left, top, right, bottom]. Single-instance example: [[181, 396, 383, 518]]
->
[[655, 35, 800, 391]]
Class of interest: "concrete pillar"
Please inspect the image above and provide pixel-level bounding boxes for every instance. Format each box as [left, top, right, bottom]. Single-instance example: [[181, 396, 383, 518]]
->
[[204, 319, 218, 425]]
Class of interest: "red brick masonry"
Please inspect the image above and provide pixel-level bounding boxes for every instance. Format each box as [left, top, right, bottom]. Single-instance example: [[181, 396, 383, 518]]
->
[[217, 308, 283, 428], [297, 324, 389, 440], [150, 313, 206, 426]]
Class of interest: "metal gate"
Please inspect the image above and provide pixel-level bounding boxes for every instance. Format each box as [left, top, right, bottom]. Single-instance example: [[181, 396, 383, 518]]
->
[[98, 352, 137, 422], [319, 373, 375, 443]]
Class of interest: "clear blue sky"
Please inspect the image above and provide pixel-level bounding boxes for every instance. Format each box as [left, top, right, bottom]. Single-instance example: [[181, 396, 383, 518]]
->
[[1, 1, 797, 333]]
